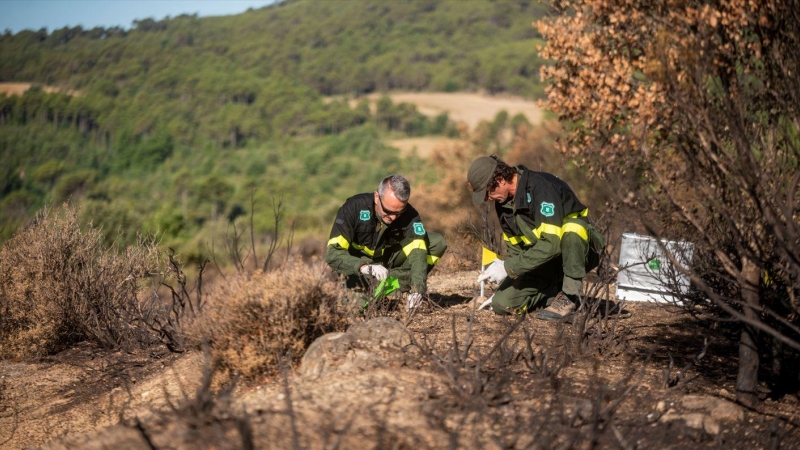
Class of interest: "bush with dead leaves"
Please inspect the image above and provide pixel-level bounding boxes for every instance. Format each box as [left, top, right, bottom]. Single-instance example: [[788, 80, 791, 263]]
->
[[0, 204, 164, 358], [186, 260, 349, 383], [538, 0, 800, 404]]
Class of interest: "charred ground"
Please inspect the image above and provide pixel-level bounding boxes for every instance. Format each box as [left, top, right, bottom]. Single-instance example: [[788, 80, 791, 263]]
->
[[1, 269, 799, 449]]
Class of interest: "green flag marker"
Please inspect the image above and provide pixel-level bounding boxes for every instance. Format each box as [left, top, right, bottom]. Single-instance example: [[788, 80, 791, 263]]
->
[[374, 276, 400, 298]]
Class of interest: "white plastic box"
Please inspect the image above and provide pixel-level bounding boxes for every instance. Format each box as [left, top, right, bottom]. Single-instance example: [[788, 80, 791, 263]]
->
[[615, 232, 694, 303]]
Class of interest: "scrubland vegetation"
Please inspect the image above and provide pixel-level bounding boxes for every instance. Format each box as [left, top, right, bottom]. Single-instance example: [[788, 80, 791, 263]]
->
[[0, 205, 165, 358]]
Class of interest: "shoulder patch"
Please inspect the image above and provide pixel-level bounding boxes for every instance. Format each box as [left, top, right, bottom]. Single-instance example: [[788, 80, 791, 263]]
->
[[359, 210, 371, 221], [412, 222, 426, 236], [540, 202, 555, 217]]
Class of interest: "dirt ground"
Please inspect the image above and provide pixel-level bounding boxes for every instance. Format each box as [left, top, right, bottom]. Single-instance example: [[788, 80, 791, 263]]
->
[[2, 269, 799, 449]]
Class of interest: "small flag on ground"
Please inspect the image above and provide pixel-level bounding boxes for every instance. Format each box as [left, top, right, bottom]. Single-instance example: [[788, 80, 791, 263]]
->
[[482, 247, 500, 266], [374, 276, 400, 298]]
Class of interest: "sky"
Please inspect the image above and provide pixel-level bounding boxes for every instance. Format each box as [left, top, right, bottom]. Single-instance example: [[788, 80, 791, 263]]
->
[[1, 0, 278, 34]]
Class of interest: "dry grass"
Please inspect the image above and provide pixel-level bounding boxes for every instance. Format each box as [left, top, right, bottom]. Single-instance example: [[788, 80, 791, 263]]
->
[[0, 82, 81, 97], [0, 204, 163, 359], [343, 92, 543, 130], [186, 259, 349, 384], [388, 136, 463, 158]]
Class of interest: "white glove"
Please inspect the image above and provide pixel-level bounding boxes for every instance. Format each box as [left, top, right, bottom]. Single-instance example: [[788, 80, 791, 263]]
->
[[407, 293, 423, 310], [360, 264, 388, 280], [478, 295, 494, 310], [477, 259, 507, 284]]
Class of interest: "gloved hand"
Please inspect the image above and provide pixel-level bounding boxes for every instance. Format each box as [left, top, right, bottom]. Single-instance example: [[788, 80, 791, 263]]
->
[[477, 259, 507, 284], [407, 293, 423, 310], [478, 294, 494, 310], [360, 264, 388, 280]]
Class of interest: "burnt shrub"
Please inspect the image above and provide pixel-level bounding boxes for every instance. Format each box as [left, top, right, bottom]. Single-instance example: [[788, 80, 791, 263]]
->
[[0, 204, 164, 358], [186, 259, 348, 383]]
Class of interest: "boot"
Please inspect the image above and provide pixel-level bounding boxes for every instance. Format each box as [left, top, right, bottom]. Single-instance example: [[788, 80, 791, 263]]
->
[[536, 292, 578, 321]]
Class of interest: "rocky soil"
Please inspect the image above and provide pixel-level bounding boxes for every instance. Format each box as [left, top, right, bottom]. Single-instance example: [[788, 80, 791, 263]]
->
[[2, 270, 799, 449]]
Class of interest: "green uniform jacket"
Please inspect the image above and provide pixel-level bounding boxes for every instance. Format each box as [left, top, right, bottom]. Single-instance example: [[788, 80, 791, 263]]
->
[[326, 193, 431, 293], [495, 166, 589, 278]]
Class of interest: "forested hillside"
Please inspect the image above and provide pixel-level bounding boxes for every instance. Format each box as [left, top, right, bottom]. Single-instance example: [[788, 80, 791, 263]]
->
[[0, 0, 549, 256]]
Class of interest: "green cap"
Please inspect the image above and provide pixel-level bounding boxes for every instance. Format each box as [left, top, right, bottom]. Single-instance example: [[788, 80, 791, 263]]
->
[[467, 156, 497, 206]]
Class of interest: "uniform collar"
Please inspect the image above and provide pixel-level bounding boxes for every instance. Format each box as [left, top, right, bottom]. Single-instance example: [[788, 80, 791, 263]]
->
[[513, 165, 531, 211]]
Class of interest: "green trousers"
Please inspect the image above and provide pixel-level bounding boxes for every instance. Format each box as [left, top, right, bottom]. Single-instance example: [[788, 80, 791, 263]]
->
[[491, 259, 562, 315], [560, 217, 604, 296], [491, 220, 604, 315]]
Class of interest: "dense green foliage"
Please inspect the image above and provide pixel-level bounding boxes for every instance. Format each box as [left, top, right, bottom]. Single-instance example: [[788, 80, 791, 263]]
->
[[0, 0, 548, 256]]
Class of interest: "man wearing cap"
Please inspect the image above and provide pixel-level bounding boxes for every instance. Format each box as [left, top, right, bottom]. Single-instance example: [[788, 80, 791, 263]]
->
[[326, 174, 447, 310], [467, 155, 604, 319]]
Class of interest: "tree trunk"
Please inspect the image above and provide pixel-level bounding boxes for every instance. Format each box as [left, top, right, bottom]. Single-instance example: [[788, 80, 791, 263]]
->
[[736, 257, 761, 406]]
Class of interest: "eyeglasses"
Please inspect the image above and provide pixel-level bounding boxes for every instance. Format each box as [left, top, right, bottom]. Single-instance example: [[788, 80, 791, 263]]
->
[[377, 193, 407, 217]]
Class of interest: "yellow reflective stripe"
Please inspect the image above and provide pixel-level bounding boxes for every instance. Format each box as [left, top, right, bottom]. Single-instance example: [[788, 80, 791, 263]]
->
[[328, 235, 375, 256], [402, 239, 427, 257], [427, 255, 440, 265], [352, 243, 375, 257], [328, 236, 377, 256], [562, 222, 589, 241], [533, 222, 563, 239], [502, 209, 589, 245], [565, 208, 589, 220], [327, 235, 350, 249], [503, 233, 531, 245]]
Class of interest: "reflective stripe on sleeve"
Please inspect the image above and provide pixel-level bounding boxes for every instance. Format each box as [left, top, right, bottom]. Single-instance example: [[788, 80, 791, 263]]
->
[[427, 255, 440, 265], [327, 236, 378, 256], [565, 208, 589, 220], [503, 209, 589, 247], [503, 232, 532, 246], [327, 235, 350, 249], [402, 239, 428, 256], [562, 222, 589, 241], [533, 222, 563, 239]]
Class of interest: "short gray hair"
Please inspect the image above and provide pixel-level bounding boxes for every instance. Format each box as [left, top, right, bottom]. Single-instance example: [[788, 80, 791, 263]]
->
[[378, 175, 410, 202]]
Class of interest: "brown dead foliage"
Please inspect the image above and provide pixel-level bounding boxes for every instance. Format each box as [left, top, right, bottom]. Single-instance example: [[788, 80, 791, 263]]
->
[[0, 204, 163, 359], [185, 259, 349, 384], [408, 125, 479, 236], [538, 0, 800, 404]]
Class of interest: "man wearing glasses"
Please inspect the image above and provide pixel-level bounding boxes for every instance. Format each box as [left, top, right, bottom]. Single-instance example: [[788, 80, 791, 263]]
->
[[326, 175, 447, 310]]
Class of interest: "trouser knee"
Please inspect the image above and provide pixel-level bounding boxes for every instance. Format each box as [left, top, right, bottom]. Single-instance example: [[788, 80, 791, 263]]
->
[[427, 232, 447, 268], [562, 231, 589, 280], [491, 277, 559, 315]]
